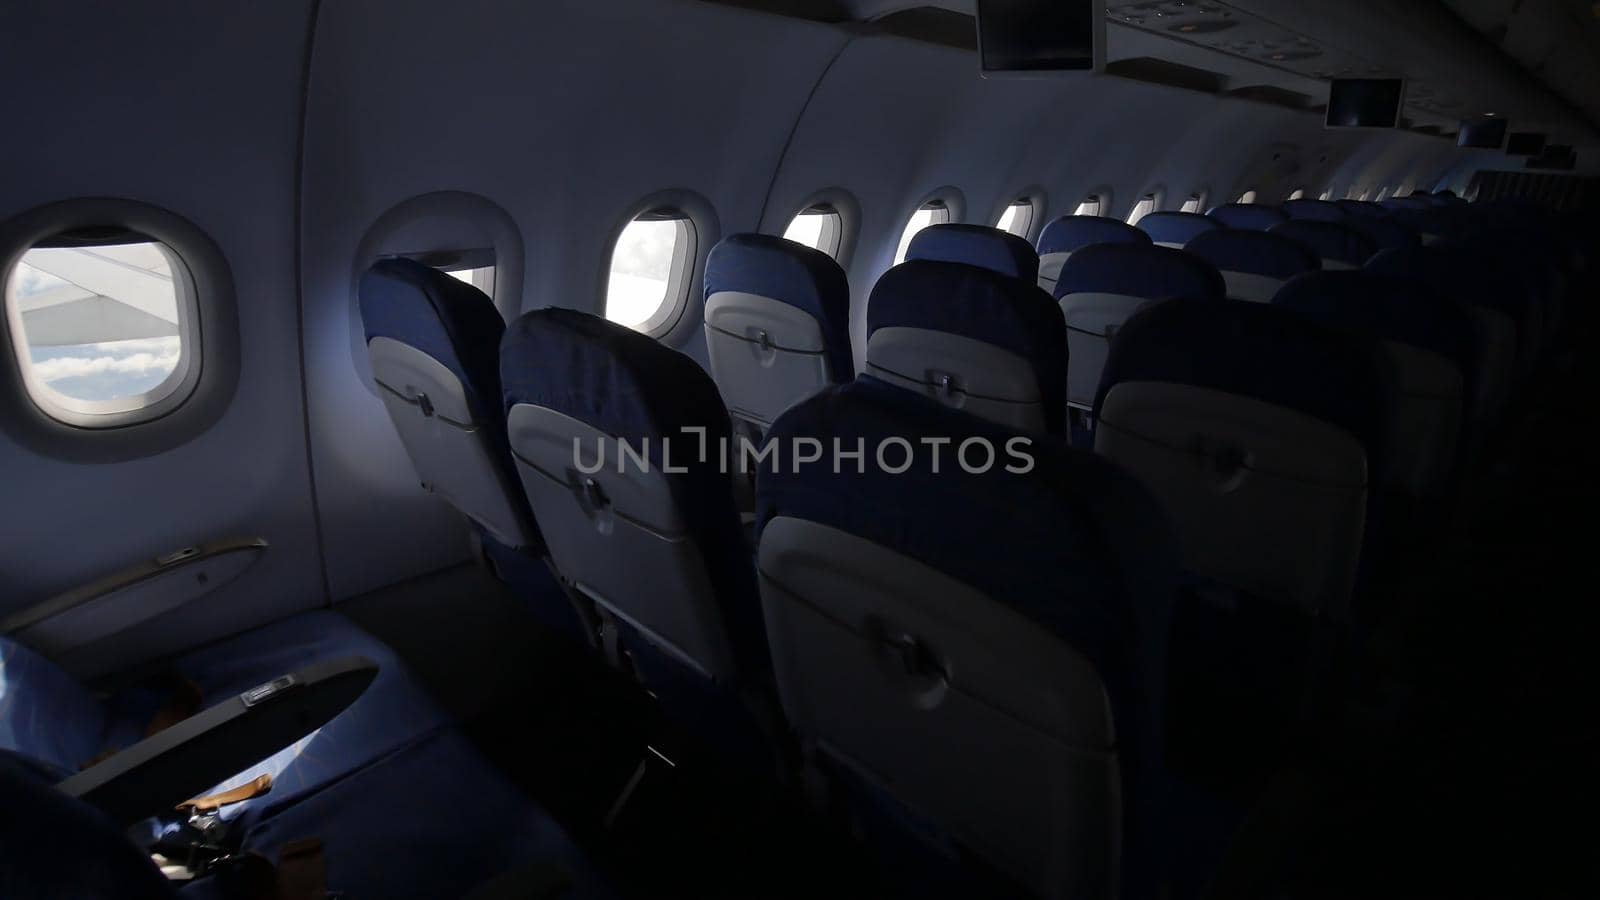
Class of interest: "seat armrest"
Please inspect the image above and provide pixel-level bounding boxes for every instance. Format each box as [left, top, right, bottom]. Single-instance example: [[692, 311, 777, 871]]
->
[[56, 655, 378, 827]]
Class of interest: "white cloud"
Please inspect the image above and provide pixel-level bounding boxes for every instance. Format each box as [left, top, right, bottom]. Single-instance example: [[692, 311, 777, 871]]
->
[[32, 345, 179, 384]]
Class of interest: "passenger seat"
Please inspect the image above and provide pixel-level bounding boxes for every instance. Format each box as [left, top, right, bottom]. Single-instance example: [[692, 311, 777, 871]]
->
[[1268, 219, 1379, 270], [906, 222, 1039, 281], [702, 233, 853, 436], [1206, 203, 1288, 231], [1034, 214, 1150, 294], [1135, 211, 1219, 248], [1184, 229, 1320, 303]]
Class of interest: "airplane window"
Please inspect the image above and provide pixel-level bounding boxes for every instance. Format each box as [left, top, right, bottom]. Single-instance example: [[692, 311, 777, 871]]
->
[[1074, 195, 1103, 216], [444, 265, 495, 296], [1376, 186, 1393, 201], [1238, 189, 1259, 204], [1319, 189, 1334, 201], [1180, 193, 1204, 213], [783, 204, 843, 258], [4, 234, 199, 426], [996, 199, 1035, 238], [1287, 188, 1307, 200], [606, 209, 696, 334], [1125, 194, 1157, 226], [893, 200, 951, 265]]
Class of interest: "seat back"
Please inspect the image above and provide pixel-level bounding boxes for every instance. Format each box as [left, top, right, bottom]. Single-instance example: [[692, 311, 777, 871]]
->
[[1135, 211, 1219, 248], [1268, 220, 1379, 270], [1280, 198, 1349, 223], [865, 260, 1067, 435], [1365, 245, 1519, 431], [1206, 203, 1288, 231], [907, 223, 1039, 282], [1336, 199, 1389, 221], [500, 309, 759, 684], [1094, 300, 1387, 619], [1348, 216, 1422, 253], [0, 636, 107, 775], [1184, 229, 1320, 303], [1034, 215, 1150, 294], [1054, 243, 1225, 410], [1273, 271, 1471, 500], [756, 377, 1178, 899], [358, 258, 541, 551], [702, 233, 853, 431]]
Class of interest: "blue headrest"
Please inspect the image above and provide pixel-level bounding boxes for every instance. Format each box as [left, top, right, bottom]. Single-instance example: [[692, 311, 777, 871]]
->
[[1184, 229, 1321, 281], [1206, 203, 1288, 231], [1269, 220, 1379, 267], [499, 309, 764, 675], [1036, 215, 1151, 256], [1135, 211, 1219, 246], [1055, 242, 1226, 302], [757, 376, 1177, 825], [359, 257, 508, 421], [1096, 299, 1388, 476], [1272, 270, 1476, 379], [705, 232, 853, 381], [1334, 199, 1382, 219], [1281, 198, 1349, 223], [1365, 244, 1524, 319], [1347, 216, 1422, 253], [867, 260, 1067, 435], [907, 223, 1040, 283]]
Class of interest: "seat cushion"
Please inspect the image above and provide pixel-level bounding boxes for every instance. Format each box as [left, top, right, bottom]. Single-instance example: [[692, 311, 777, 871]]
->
[[236, 729, 617, 900]]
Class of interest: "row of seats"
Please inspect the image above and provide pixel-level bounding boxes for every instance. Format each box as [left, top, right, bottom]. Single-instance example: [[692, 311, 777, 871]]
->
[[339, 191, 1584, 897]]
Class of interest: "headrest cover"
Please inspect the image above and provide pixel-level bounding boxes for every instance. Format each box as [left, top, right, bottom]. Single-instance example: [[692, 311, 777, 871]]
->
[[1135, 211, 1220, 246], [867, 260, 1067, 435], [1095, 298, 1388, 474], [907, 223, 1040, 283], [1036, 215, 1151, 256], [1281, 198, 1349, 223], [359, 257, 508, 420], [1272, 270, 1475, 376], [705, 232, 853, 380], [499, 308, 763, 674], [1206, 203, 1288, 231], [758, 376, 1178, 799], [1347, 216, 1422, 253], [1184, 230, 1321, 281], [1055, 242, 1226, 302], [1269, 220, 1379, 267]]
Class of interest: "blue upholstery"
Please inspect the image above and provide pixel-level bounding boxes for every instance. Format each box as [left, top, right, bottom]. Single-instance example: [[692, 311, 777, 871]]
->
[[906, 223, 1040, 283], [1280, 198, 1349, 223], [1380, 195, 1433, 211], [499, 308, 765, 678], [704, 232, 853, 382], [1184, 230, 1320, 282], [1269, 220, 1379, 268], [1336, 199, 1390, 221], [1347, 216, 1422, 253], [1272, 271, 1476, 382], [1206, 203, 1288, 231], [0, 637, 108, 775], [1054, 242, 1226, 302], [359, 257, 510, 422], [1036, 215, 1151, 256], [1095, 299, 1389, 476], [238, 729, 616, 899], [866, 260, 1068, 435], [0, 749, 175, 900], [757, 376, 1181, 893], [1136, 211, 1220, 246], [1365, 244, 1526, 320]]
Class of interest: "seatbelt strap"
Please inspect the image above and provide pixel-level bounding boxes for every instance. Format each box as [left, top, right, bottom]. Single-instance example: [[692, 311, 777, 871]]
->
[[177, 773, 274, 813], [276, 838, 329, 900]]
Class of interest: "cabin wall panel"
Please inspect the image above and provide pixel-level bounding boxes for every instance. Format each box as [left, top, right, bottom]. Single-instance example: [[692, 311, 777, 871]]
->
[[0, 2, 322, 672]]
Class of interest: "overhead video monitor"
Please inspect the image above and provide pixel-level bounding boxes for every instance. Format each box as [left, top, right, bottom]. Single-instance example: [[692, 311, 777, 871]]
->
[[1506, 132, 1547, 156], [976, 0, 1105, 77], [1325, 78, 1405, 128], [1457, 117, 1508, 149]]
